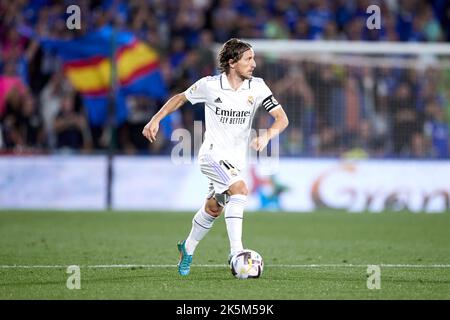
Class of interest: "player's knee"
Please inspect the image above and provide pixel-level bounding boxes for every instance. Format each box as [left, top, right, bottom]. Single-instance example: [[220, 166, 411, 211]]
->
[[228, 180, 248, 196], [204, 201, 223, 217]]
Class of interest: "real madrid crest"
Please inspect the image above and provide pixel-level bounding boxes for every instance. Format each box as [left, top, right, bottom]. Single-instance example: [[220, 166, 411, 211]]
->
[[247, 95, 254, 106]]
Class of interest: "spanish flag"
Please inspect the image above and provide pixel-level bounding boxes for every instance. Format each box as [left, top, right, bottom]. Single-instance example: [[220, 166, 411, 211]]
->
[[39, 25, 167, 125]]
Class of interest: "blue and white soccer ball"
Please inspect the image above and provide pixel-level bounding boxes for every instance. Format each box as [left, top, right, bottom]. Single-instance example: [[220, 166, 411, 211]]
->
[[230, 249, 264, 279]]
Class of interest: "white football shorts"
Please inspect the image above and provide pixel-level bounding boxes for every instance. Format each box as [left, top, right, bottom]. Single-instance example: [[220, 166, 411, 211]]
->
[[198, 154, 244, 196]]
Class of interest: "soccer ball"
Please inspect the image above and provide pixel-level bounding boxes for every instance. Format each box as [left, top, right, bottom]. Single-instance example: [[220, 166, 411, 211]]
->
[[229, 249, 264, 279]]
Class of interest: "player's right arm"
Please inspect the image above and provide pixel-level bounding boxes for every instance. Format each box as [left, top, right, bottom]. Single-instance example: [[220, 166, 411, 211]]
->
[[142, 92, 188, 143], [143, 77, 207, 143]]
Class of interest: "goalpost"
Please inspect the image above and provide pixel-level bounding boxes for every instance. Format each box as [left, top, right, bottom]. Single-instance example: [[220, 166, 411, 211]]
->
[[215, 40, 450, 159]]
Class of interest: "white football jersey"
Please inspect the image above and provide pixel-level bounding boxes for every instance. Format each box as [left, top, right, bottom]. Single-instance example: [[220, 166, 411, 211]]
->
[[184, 73, 281, 170]]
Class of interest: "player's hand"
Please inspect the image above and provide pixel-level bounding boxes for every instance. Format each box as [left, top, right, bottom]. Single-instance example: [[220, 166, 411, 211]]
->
[[142, 118, 159, 143], [250, 134, 269, 152]]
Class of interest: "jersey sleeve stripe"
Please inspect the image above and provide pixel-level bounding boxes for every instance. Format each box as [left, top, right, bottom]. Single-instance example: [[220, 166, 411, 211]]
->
[[266, 104, 278, 112]]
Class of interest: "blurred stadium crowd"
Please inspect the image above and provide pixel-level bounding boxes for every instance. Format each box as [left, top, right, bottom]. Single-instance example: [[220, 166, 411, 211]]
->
[[0, 0, 449, 158]]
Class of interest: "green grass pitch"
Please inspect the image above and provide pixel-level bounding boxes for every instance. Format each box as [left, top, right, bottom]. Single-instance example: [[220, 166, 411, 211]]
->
[[0, 210, 449, 299]]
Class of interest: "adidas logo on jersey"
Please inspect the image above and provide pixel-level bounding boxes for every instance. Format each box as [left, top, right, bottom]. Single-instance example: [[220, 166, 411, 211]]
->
[[214, 97, 222, 103]]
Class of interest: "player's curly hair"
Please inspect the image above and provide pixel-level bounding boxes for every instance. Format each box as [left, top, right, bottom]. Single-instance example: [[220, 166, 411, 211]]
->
[[218, 38, 252, 74]]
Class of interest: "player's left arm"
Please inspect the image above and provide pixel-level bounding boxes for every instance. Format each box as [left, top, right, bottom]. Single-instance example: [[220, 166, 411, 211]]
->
[[251, 106, 289, 152]]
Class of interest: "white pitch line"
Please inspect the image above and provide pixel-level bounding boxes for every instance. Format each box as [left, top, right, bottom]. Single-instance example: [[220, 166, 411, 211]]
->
[[1, 264, 450, 269], [271, 264, 450, 268]]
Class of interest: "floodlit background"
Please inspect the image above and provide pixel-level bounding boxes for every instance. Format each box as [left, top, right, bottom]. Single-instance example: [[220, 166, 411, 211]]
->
[[0, 0, 449, 211]]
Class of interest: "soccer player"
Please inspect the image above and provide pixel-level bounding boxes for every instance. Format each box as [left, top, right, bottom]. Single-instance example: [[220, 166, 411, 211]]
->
[[142, 38, 289, 276]]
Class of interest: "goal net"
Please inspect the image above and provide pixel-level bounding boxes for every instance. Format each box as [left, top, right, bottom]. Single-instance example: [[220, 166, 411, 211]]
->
[[236, 40, 450, 159]]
